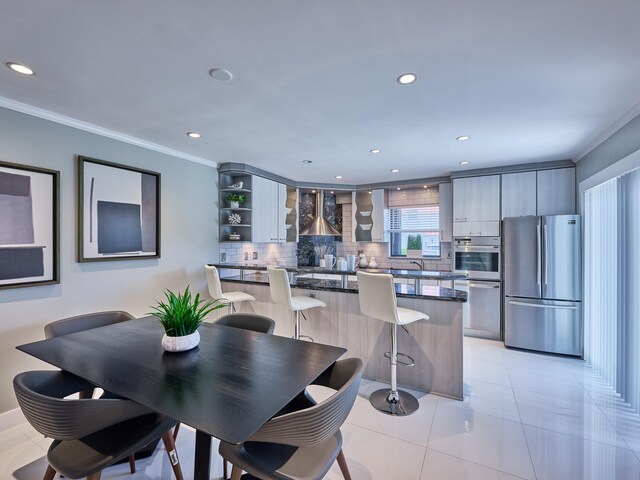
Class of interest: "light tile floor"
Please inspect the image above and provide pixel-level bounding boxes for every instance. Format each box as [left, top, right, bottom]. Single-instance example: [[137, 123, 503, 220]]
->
[[3, 337, 640, 480]]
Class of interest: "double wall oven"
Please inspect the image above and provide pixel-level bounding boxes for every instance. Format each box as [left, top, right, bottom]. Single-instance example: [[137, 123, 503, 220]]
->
[[453, 237, 501, 340]]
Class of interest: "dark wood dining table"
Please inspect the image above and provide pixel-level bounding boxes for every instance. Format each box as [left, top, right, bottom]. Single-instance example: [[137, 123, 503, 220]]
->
[[17, 316, 346, 480]]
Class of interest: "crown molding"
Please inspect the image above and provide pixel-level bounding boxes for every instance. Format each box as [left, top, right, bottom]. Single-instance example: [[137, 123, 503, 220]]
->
[[0, 97, 217, 168], [575, 101, 640, 162]]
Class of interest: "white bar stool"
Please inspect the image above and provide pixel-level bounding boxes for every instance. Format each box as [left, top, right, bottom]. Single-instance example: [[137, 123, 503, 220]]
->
[[356, 271, 429, 416], [205, 265, 255, 314], [267, 266, 326, 341]]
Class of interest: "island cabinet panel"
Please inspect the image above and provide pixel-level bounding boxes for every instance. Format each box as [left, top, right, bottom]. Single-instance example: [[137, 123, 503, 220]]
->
[[536, 167, 575, 215], [501, 171, 537, 219], [213, 281, 463, 400], [452, 175, 500, 236]]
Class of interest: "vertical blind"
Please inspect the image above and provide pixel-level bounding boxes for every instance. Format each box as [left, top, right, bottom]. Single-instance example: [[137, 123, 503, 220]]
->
[[584, 167, 640, 412]]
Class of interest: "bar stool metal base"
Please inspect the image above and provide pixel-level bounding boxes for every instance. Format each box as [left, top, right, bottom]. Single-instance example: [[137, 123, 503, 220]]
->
[[369, 388, 419, 416]]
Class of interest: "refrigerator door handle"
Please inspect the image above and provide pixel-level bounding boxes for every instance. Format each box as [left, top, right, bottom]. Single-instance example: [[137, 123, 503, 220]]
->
[[536, 222, 542, 291], [508, 300, 579, 310], [543, 223, 549, 286], [469, 283, 500, 289]]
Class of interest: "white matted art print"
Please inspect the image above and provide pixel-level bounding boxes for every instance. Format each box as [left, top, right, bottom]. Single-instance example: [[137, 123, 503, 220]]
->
[[0, 160, 60, 289], [78, 156, 160, 262]]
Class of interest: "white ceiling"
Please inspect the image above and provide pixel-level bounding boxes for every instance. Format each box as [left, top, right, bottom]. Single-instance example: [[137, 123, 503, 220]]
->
[[1, 0, 640, 184]]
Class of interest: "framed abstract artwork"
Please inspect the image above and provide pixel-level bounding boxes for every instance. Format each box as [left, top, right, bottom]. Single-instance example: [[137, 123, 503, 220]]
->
[[0, 160, 60, 289], [78, 156, 161, 262]]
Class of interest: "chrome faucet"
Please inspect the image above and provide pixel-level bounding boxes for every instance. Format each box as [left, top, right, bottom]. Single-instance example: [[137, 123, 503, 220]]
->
[[409, 259, 425, 271]]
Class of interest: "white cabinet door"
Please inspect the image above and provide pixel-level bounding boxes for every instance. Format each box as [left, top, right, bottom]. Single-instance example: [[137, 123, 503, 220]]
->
[[537, 168, 575, 215], [352, 189, 388, 242], [501, 171, 537, 218], [252, 176, 280, 242], [439, 182, 452, 242], [276, 183, 288, 242], [371, 189, 388, 242]]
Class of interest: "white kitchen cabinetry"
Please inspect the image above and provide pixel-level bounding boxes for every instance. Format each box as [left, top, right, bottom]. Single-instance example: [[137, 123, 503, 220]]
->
[[439, 182, 452, 242], [352, 189, 388, 242], [252, 176, 294, 242], [452, 175, 500, 236], [501, 171, 537, 218], [537, 168, 575, 215]]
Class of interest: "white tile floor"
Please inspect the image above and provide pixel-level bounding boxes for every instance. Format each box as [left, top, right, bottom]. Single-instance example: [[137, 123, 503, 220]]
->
[[3, 337, 640, 480]]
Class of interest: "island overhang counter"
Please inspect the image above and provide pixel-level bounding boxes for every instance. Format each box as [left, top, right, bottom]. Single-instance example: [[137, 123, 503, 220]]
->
[[209, 264, 467, 400]]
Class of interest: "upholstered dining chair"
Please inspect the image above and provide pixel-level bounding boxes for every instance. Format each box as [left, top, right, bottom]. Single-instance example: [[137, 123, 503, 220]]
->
[[14, 370, 184, 480], [219, 357, 364, 480], [215, 312, 276, 479]]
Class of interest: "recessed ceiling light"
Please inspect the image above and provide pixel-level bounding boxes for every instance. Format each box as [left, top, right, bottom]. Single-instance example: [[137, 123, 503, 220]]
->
[[6, 62, 35, 76], [302, 160, 313, 164], [312, 190, 316, 193], [390, 169, 399, 173], [209, 68, 234, 83], [369, 191, 372, 194], [187, 132, 201, 138], [456, 135, 470, 141], [397, 187, 401, 190], [335, 175, 343, 179], [397, 73, 417, 85], [370, 148, 381, 154], [423, 185, 428, 189], [459, 160, 470, 165], [330, 191, 334, 194]]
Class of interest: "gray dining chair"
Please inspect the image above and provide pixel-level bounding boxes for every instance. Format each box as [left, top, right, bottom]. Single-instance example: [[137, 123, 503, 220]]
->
[[13, 370, 184, 480], [215, 312, 276, 479], [219, 357, 364, 480]]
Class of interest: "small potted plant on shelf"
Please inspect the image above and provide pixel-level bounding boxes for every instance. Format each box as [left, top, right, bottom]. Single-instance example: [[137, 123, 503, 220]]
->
[[151, 286, 224, 352], [226, 193, 246, 209], [406, 234, 423, 258]]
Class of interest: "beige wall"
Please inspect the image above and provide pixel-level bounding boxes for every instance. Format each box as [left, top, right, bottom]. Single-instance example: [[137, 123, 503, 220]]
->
[[0, 107, 219, 413]]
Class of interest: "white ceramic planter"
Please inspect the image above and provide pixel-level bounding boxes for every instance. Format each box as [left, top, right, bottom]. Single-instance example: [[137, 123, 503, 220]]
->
[[229, 201, 240, 209], [161, 331, 200, 352]]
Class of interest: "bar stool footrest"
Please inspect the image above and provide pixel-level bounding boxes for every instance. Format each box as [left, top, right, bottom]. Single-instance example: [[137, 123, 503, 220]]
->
[[383, 352, 415, 367]]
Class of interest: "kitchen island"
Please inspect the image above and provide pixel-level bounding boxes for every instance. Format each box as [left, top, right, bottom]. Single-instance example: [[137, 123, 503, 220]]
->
[[209, 264, 467, 399]]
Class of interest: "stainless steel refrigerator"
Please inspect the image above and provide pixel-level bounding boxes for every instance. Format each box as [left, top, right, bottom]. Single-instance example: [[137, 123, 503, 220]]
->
[[503, 215, 582, 356]]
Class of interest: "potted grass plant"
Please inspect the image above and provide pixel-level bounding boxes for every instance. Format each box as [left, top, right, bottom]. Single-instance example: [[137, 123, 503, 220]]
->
[[151, 286, 224, 352], [406, 234, 423, 258]]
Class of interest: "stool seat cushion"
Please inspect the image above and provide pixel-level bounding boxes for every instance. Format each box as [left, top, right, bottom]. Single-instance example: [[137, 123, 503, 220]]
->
[[290, 296, 327, 311], [396, 307, 429, 325], [219, 291, 256, 304]]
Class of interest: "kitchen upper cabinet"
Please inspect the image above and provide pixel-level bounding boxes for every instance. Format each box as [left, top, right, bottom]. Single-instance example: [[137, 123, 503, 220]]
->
[[352, 189, 388, 242], [252, 176, 294, 242], [453, 175, 500, 236], [501, 171, 537, 218], [537, 168, 575, 215], [439, 182, 452, 242]]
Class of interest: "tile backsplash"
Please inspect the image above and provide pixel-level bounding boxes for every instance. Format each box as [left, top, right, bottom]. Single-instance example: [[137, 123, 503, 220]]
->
[[219, 241, 297, 266]]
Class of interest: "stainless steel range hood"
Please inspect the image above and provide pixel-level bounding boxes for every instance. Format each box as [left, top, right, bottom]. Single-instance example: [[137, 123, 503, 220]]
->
[[300, 190, 341, 236]]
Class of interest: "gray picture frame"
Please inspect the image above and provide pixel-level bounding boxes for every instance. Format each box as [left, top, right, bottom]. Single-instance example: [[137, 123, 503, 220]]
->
[[0, 160, 60, 290], [78, 156, 161, 262]]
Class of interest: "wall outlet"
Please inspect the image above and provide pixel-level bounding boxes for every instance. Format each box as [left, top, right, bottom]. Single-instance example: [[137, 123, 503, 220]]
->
[[253, 251, 258, 260], [244, 252, 249, 261], [220, 252, 227, 263]]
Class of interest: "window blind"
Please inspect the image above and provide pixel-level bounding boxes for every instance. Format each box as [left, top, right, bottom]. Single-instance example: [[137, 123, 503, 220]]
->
[[388, 206, 439, 231], [584, 167, 640, 413]]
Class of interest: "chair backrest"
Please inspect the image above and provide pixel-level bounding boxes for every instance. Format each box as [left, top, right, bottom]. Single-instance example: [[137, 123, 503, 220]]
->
[[215, 313, 276, 334], [13, 370, 150, 440], [248, 357, 363, 447], [356, 271, 399, 324], [205, 265, 225, 300], [267, 266, 293, 309], [44, 311, 135, 339]]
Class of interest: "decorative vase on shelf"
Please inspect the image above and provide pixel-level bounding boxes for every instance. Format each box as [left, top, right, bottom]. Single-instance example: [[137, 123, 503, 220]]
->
[[150, 286, 225, 353], [358, 253, 368, 268], [369, 256, 378, 269], [229, 201, 240, 209]]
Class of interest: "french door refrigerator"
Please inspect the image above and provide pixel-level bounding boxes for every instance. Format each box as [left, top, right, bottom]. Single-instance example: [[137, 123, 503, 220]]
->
[[503, 215, 582, 356]]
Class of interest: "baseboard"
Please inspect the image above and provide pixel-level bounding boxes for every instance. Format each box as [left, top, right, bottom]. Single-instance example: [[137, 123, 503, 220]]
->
[[0, 407, 26, 432]]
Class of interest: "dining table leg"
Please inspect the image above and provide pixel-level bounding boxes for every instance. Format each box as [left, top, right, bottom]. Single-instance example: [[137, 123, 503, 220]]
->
[[194, 429, 212, 480]]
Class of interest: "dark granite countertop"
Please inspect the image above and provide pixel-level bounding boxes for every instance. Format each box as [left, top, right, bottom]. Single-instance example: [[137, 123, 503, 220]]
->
[[219, 272, 467, 303], [210, 263, 467, 281]]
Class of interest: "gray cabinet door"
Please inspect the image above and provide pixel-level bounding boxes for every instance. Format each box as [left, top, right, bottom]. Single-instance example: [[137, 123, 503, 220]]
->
[[439, 182, 452, 242], [501, 172, 537, 218], [537, 168, 575, 215]]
